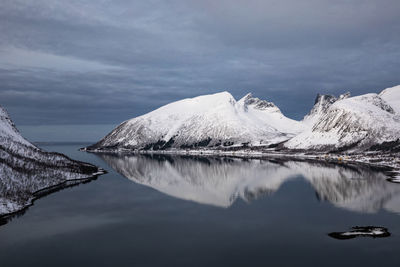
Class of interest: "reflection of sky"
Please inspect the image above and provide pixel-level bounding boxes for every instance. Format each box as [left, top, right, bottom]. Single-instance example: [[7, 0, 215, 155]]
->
[[1, 0, 399, 125]]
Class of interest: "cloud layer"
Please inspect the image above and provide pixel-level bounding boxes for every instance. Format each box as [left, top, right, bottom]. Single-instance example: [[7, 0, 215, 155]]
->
[[1, 0, 399, 125]]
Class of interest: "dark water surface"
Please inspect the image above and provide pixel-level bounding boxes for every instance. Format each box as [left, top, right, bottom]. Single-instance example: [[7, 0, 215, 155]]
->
[[1, 144, 400, 267]]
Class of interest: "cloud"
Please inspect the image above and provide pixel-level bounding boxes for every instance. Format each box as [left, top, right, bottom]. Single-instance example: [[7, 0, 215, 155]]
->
[[0, 47, 119, 71], [0, 0, 399, 126]]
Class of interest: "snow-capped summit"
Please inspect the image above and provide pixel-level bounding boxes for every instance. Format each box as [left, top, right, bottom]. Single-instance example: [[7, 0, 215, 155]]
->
[[238, 93, 279, 111], [303, 91, 351, 127], [237, 92, 304, 134], [285, 92, 400, 151], [302, 93, 339, 126], [87, 91, 304, 151], [379, 85, 400, 114], [339, 92, 351, 100]]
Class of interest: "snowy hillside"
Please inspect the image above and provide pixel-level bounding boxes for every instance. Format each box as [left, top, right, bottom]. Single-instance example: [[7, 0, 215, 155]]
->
[[380, 85, 400, 114], [0, 105, 103, 216], [0, 107, 33, 148], [285, 92, 400, 151], [86, 92, 303, 151], [302, 92, 350, 126]]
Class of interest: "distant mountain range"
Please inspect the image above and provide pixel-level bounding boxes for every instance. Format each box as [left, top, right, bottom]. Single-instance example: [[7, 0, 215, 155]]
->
[[0, 106, 103, 216], [85, 85, 400, 154]]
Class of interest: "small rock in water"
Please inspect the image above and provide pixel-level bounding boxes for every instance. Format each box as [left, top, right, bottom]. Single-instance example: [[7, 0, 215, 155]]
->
[[328, 226, 390, 240]]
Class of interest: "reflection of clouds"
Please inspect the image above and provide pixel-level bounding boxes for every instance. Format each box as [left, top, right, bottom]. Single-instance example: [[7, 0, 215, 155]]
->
[[99, 154, 400, 214]]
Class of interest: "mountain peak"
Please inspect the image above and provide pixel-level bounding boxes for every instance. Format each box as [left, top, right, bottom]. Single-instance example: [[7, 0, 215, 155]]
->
[[313, 93, 337, 105], [0, 105, 33, 147], [0, 105, 11, 120], [211, 91, 233, 98], [339, 92, 351, 100], [239, 93, 277, 111], [239, 92, 253, 102], [303, 93, 338, 125]]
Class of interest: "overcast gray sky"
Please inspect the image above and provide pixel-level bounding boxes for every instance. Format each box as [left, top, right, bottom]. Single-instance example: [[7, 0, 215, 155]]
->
[[1, 0, 399, 126]]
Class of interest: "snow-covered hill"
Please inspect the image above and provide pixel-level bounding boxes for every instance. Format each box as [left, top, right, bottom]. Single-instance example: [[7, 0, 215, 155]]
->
[[285, 91, 400, 151], [86, 92, 304, 151], [302, 92, 350, 126], [0, 105, 103, 216]]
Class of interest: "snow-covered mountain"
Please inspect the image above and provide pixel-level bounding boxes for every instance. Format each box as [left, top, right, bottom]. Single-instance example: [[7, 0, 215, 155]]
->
[[0, 105, 103, 216], [87, 86, 400, 154], [99, 154, 400, 213], [285, 89, 400, 151], [86, 92, 304, 151]]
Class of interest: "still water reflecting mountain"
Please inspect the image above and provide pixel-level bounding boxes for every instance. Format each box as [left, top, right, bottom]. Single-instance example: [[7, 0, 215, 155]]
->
[[99, 153, 400, 214], [1, 144, 400, 267]]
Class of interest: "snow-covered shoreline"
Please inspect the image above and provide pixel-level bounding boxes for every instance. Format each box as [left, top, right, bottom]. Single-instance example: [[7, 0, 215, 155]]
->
[[0, 104, 108, 219], [0, 168, 106, 220]]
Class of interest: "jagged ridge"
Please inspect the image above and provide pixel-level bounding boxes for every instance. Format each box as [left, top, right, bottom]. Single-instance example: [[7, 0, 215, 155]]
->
[[285, 89, 400, 151]]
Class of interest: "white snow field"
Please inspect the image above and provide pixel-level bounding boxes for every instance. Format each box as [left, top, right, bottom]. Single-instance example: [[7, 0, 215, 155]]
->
[[380, 85, 400, 114]]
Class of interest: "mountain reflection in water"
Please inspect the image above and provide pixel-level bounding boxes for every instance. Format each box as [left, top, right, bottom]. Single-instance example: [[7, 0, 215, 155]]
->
[[98, 154, 400, 214]]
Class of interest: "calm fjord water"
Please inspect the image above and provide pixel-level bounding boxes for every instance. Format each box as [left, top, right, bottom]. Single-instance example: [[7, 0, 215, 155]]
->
[[1, 143, 400, 267]]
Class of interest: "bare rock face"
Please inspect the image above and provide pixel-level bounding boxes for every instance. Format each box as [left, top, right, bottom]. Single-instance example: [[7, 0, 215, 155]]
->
[[302, 93, 339, 126], [240, 93, 278, 111]]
